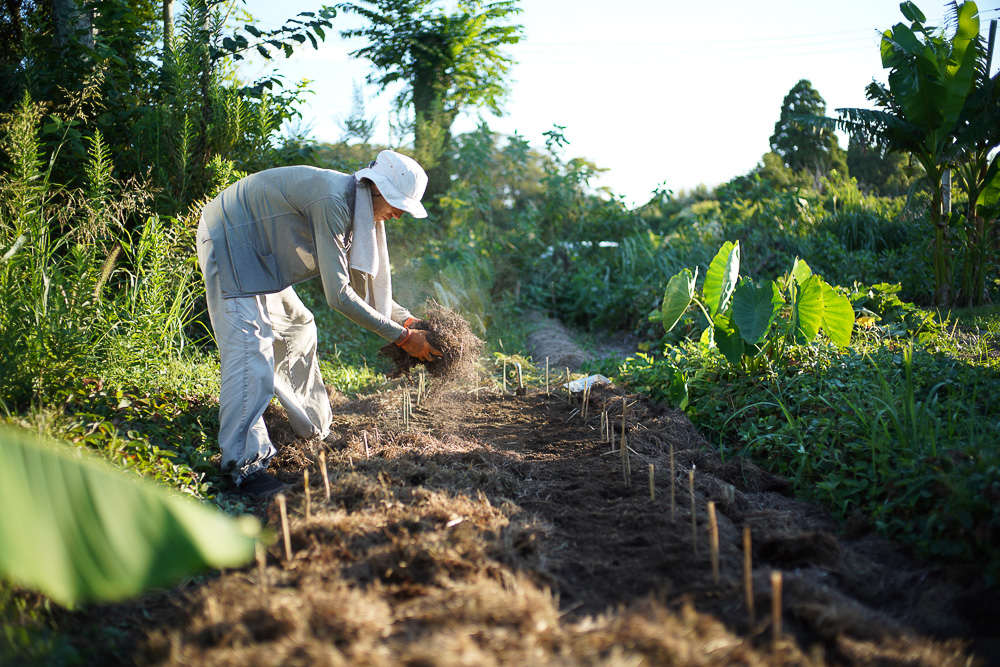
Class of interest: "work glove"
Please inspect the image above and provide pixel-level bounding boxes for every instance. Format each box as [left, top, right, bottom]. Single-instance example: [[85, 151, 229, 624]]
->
[[396, 328, 443, 362], [403, 317, 427, 329]]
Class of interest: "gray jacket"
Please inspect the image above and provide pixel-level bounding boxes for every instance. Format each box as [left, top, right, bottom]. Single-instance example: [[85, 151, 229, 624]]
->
[[201, 165, 410, 342]]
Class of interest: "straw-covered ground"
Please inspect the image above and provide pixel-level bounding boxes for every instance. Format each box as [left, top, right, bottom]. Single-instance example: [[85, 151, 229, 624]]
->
[[57, 376, 999, 666]]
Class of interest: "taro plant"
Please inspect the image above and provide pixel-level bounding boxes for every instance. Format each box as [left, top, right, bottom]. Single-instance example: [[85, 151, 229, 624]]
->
[[657, 240, 855, 368]]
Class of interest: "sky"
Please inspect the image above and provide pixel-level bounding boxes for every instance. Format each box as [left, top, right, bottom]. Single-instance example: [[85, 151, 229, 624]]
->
[[239, 0, 1000, 208]]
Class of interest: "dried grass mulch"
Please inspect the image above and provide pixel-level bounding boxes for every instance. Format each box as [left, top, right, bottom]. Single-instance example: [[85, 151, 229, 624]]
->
[[379, 302, 484, 380]]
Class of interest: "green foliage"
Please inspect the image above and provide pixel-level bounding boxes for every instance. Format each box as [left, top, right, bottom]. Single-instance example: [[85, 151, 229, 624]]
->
[[0, 424, 257, 606], [338, 0, 523, 196], [0, 93, 200, 410]]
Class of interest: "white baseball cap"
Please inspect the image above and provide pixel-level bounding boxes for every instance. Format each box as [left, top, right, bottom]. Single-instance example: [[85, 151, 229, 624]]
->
[[354, 150, 428, 218]]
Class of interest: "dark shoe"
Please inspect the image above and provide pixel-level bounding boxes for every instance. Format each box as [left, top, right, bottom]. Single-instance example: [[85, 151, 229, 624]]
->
[[239, 470, 290, 500]]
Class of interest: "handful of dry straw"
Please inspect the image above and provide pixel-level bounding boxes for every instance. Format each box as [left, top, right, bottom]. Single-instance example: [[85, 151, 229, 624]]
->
[[379, 302, 484, 381]]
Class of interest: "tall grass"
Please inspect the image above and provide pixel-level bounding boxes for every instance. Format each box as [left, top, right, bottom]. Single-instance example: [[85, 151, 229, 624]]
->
[[0, 93, 201, 411]]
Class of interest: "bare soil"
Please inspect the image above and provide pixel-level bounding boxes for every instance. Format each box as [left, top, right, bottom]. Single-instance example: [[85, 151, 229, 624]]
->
[[58, 379, 999, 666]]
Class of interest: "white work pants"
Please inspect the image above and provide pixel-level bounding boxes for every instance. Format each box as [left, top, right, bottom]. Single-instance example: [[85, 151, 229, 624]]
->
[[197, 219, 332, 485]]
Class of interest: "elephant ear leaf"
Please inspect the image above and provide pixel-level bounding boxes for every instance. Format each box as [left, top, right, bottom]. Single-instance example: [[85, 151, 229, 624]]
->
[[661, 268, 697, 333], [704, 241, 740, 317], [0, 426, 258, 606], [731, 279, 785, 345], [713, 311, 744, 366], [794, 274, 825, 344], [820, 281, 854, 347]]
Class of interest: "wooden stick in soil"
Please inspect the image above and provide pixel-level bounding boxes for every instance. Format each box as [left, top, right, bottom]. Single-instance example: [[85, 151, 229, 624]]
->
[[304, 469, 311, 520], [320, 451, 331, 501], [545, 357, 550, 396], [565, 367, 571, 403], [689, 467, 697, 555], [364, 430, 370, 459], [277, 493, 292, 561], [708, 500, 719, 584], [255, 540, 268, 608], [744, 525, 755, 624], [670, 442, 676, 523], [771, 570, 783, 651], [503, 358, 507, 393], [649, 463, 655, 500]]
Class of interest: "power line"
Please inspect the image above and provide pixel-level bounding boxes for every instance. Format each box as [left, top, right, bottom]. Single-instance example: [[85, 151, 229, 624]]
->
[[514, 44, 876, 65], [519, 27, 879, 49]]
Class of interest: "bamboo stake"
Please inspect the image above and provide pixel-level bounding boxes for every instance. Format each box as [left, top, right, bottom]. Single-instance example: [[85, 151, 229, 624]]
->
[[320, 451, 331, 501], [648, 463, 655, 500], [503, 358, 507, 393], [277, 493, 292, 561], [670, 442, 676, 523], [609, 422, 615, 451], [255, 540, 267, 607], [689, 467, 697, 555], [364, 431, 370, 459], [744, 526, 755, 624], [565, 367, 571, 402], [708, 501, 719, 584], [304, 470, 311, 520], [545, 357, 550, 396], [771, 571, 783, 650], [622, 396, 625, 447]]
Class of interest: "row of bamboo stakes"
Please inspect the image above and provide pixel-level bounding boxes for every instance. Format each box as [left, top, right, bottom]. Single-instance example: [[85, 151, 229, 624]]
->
[[255, 362, 786, 650], [261, 459, 785, 651], [593, 392, 786, 645]]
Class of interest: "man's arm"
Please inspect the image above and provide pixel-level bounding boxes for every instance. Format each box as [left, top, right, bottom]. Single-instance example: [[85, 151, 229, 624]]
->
[[310, 197, 407, 342]]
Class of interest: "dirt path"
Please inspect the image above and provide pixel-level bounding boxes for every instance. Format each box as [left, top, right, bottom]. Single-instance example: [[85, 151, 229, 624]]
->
[[63, 380, 997, 666]]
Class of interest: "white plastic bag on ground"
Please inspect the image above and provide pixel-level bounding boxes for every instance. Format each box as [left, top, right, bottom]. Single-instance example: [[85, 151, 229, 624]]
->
[[562, 374, 611, 393]]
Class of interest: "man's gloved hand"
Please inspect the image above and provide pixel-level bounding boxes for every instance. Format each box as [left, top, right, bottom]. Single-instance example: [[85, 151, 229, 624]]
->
[[403, 317, 427, 329], [396, 328, 443, 362]]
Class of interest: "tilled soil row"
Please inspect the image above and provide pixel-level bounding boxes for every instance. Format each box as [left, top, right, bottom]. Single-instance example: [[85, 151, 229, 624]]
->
[[64, 381, 996, 666]]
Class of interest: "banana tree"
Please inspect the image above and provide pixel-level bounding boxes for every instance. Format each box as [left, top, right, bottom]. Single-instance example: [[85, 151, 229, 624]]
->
[[0, 426, 258, 606], [811, 1, 986, 305], [951, 48, 1000, 306], [660, 241, 854, 368]]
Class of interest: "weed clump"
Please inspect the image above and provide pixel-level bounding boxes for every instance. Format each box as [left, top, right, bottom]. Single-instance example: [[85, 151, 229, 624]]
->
[[380, 303, 484, 381]]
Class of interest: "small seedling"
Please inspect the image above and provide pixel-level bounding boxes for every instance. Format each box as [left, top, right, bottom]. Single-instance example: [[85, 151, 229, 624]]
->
[[277, 493, 292, 561]]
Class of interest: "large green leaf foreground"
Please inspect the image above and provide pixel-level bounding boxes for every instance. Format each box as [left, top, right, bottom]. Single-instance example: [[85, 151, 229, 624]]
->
[[0, 426, 258, 606]]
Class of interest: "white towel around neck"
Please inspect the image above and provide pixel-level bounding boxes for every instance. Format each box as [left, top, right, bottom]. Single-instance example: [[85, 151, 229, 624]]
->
[[347, 178, 393, 318]]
